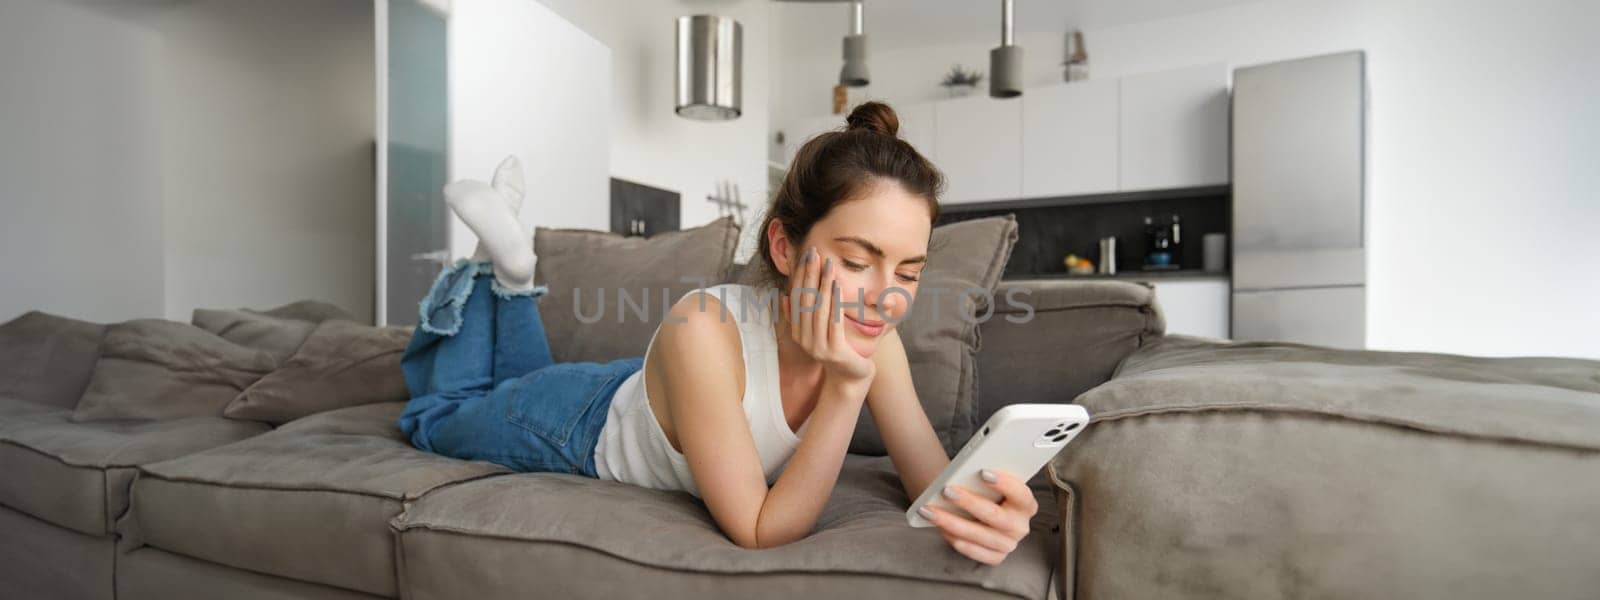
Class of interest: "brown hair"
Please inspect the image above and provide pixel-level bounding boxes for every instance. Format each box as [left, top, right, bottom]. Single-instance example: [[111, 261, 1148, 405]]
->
[[754, 101, 945, 288]]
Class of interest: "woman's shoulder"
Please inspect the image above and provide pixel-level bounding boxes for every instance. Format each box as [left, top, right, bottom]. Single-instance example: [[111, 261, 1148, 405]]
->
[[669, 283, 780, 323], [650, 286, 748, 385]]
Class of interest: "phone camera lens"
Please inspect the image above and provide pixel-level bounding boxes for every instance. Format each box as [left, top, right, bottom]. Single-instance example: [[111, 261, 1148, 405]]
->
[[982, 426, 989, 435], [1063, 422, 1081, 432], [1045, 429, 1060, 437]]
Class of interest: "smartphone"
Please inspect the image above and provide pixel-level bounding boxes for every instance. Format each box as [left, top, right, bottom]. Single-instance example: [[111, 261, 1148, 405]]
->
[[906, 403, 1089, 528]]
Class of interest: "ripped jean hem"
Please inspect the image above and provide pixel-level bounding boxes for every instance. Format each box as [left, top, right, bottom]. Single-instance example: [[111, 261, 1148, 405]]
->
[[415, 259, 493, 336]]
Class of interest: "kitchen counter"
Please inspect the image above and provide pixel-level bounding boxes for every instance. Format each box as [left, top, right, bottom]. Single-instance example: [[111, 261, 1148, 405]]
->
[[1006, 269, 1230, 283]]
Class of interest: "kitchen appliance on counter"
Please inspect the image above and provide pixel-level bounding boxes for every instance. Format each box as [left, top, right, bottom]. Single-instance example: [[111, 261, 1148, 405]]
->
[[1231, 51, 1367, 348]]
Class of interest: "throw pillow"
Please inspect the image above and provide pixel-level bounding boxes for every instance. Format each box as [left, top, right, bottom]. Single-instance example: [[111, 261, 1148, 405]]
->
[[534, 215, 740, 363], [73, 319, 278, 421], [247, 300, 356, 323], [191, 300, 356, 361], [0, 311, 107, 410], [192, 309, 319, 362], [224, 319, 413, 424], [849, 214, 1019, 456]]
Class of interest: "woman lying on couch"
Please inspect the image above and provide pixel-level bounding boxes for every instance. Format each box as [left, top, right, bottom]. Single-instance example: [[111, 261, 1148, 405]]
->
[[397, 101, 1037, 563]]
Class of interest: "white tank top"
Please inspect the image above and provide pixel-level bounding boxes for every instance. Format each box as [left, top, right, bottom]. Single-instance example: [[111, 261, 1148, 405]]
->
[[592, 283, 811, 498]]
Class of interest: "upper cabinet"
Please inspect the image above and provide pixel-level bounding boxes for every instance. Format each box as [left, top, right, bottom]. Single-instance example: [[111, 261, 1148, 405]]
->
[[779, 103, 935, 170], [896, 101, 935, 159], [1022, 78, 1119, 198], [778, 63, 1230, 202], [1118, 63, 1231, 192], [934, 94, 1022, 204]]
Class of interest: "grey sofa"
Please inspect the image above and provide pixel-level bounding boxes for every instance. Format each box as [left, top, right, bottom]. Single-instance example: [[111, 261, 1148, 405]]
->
[[1, 275, 1157, 600], [4, 274, 1598, 599]]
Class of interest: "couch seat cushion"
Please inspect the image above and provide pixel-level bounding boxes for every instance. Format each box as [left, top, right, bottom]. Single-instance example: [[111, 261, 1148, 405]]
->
[[130, 402, 509, 597], [0, 405, 268, 536], [392, 453, 1061, 599]]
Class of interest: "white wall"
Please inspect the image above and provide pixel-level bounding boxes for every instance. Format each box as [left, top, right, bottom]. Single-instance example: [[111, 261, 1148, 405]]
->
[[771, 0, 1600, 359], [534, 0, 772, 262], [446, 0, 610, 260], [0, 0, 165, 323], [147, 0, 376, 323], [1, 0, 376, 325]]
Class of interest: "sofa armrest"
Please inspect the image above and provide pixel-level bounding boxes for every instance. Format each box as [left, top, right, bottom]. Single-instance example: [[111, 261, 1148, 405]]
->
[[1045, 461, 1078, 600], [974, 279, 1164, 426]]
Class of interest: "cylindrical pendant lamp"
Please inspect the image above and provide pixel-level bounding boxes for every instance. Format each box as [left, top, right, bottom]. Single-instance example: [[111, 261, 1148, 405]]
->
[[676, 15, 743, 120], [839, 1, 869, 87], [989, 0, 1022, 98]]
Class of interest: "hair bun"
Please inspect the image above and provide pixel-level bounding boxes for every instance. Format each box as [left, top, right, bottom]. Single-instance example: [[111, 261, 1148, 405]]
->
[[845, 101, 900, 138]]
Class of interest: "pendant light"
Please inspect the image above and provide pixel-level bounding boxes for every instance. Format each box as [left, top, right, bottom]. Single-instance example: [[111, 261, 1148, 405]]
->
[[989, 0, 1023, 98], [675, 15, 743, 121], [839, 1, 869, 87]]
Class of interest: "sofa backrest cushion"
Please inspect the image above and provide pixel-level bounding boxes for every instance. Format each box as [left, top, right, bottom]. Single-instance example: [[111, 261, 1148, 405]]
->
[[533, 216, 740, 363], [73, 319, 278, 421], [974, 278, 1164, 427], [224, 320, 414, 425], [0, 311, 107, 410]]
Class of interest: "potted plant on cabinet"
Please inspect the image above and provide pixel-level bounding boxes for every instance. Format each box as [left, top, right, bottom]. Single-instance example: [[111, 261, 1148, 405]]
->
[[941, 65, 984, 98]]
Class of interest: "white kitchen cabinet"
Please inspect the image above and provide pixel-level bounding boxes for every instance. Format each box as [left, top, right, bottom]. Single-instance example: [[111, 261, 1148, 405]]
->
[[1118, 63, 1231, 192], [933, 95, 1022, 204], [1147, 278, 1231, 340], [1021, 78, 1119, 198], [896, 101, 935, 158]]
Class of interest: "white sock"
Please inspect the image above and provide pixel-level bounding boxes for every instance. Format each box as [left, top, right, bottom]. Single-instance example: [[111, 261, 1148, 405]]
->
[[469, 156, 528, 261], [445, 157, 535, 291]]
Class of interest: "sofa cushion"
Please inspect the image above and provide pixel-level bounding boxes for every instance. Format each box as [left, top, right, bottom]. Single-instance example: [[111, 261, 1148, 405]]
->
[[0, 311, 107, 410], [224, 320, 413, 424], [191, 308, 320, 361], [73, 319, 280, 422], [0, 503, 116, 600], [974, 279, 1162, 426], [0, 395, 69, 421], [118, 547, 386, 600], [392, 453, 1060, 600], [1050, 335, 1600, 599], [847, 215, 1019, 456], [130, 402, 510, 597], [533, 215, 740, 363], [190, 300, 358, 360], [0, 408, 267, 536], [1084, 334, 1600, 448]]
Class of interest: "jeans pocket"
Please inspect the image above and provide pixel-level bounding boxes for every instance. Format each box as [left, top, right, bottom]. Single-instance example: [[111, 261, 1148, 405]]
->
[[503, 364, 619, 449]]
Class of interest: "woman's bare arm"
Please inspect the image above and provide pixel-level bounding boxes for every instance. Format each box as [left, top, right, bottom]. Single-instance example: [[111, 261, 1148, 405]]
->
[[864, 327, 950, 502], [750, 375, 867, 547], [656, 294, 868, 549]]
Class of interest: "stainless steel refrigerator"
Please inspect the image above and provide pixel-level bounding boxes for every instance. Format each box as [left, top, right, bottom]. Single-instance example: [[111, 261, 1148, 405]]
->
[[1231, 51, 1368, 349]]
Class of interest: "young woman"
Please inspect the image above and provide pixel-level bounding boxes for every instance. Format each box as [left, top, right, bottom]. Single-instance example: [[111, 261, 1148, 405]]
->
[[398, 102, 1038, 563]]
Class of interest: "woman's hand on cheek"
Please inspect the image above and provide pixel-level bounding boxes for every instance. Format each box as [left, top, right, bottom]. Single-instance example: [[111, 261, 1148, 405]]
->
[[780, 247, 876, 388], [920, 469, 1038, 565]]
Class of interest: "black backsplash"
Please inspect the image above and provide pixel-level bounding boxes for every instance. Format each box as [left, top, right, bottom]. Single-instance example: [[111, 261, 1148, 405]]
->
[[610, 178, 680, 236], [936, 187, 1231, 279]]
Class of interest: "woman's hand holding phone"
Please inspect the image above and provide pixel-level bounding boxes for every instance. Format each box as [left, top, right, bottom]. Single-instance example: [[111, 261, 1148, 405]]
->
[[779, 246, 876, 390], [920, 468, 1039, 565]]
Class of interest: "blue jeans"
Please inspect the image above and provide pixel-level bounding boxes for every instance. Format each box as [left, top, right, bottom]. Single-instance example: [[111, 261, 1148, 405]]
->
[[398, 259, 643, 477]]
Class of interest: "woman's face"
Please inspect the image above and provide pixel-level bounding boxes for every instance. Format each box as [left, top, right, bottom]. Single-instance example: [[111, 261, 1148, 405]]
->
[[770, 177, 932, 359]]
